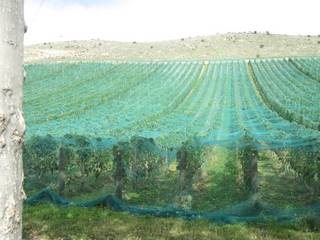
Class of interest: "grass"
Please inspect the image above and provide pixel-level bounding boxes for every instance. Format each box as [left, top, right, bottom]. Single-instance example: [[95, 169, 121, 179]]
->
[[23, 205, 320, 240]]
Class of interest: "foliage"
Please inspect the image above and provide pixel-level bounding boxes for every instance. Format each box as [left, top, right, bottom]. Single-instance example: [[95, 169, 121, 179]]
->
[[23, 134, 113, 192], [287, 145, 320, 197], [23, 135, 58, 178], [115, 136, 165, 190], [177, 138, 203, 175], [175, 138, 203, 208]]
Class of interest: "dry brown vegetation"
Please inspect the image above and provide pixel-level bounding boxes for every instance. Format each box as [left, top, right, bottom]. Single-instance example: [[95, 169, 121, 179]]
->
[[25, 32, 320, 63]]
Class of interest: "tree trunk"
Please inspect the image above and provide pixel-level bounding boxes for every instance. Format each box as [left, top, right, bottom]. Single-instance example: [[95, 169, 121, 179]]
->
[[177, 148, 190, 194], [0, 1, 25, 239], [179, 169, 189, 193], [176, 148, 193, 209], [240, 144, 259, 198], [58, 147, 68, 196], [115, 179, 123, 200], [112, 145, 126, 200], [249, 152, 258, 196]]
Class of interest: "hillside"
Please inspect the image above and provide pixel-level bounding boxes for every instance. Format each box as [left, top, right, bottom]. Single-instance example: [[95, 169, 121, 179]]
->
[[24, 58, 320, 149], [24, 32, 320, 63], [23, 34, 320, 240]]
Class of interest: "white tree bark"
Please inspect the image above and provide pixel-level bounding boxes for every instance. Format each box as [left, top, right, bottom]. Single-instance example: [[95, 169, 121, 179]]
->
[[0, 1, 25, 239]]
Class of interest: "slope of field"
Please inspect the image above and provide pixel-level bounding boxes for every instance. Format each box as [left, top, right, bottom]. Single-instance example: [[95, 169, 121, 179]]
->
[[24, 33, 320, 63], [24, 57, 320, 150]]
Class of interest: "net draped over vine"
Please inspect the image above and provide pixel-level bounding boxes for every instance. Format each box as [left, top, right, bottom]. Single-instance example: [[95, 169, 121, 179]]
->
[[23, 57, 320, 224]]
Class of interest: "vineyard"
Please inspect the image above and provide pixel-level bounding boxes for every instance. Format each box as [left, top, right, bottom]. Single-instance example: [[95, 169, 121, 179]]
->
[[23, 57, 320, 239], [24, 57, 320, 149]]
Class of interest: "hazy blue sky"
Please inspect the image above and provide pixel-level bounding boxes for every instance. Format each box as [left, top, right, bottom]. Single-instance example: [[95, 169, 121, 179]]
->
[[25, 0, 320, 44]]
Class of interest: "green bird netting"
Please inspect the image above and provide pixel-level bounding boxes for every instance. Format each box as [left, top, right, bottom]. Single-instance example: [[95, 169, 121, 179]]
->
[[24, 57, 320, 224]]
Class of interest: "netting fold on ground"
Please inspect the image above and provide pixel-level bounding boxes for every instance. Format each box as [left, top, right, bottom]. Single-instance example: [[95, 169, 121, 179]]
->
[[25, 188, 320, 224]]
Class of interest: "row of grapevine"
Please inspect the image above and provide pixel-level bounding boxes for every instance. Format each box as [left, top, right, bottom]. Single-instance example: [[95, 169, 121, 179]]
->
[[288, 58, 320, 82], [275, 144, 320, 197], [24, 58, 320, 150], [26, 63, 160, 123], [249, 59, 320, 130]]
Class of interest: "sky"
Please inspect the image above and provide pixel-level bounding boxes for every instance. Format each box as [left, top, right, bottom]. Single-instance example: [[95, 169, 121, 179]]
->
[[25, 0, 320, 45]]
